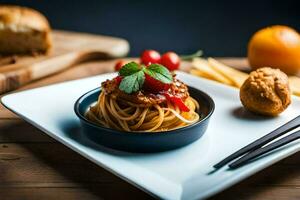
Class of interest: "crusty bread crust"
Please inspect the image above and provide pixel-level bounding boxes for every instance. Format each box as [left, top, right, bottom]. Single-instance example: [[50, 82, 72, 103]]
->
[[0, 5, 50, 31], [0, 5, 52, 54]]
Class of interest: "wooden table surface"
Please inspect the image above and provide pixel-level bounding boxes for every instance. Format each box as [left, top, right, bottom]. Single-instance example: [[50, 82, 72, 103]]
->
[[0, 58, 299, 200]]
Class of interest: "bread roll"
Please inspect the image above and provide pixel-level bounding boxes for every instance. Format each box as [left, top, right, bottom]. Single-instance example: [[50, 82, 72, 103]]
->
[[0, 5, 52, 54], [240, 67, 291, 116]]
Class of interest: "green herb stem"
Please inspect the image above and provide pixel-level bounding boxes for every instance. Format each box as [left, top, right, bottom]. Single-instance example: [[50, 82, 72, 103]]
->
[[180, 50, 203, 61]]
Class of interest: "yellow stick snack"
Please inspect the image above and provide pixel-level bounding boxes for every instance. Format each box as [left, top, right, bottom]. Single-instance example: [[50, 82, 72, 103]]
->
[[192, 58, 234, 86], [207, 58, 249, 88]]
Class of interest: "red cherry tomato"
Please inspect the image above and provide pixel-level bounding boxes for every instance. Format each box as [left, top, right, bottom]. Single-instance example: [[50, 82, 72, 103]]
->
[[114, 60, 126, 71], [141, 50, 161, 66], [143, 74, 171, 93], [114, 75, 123, 85], [160, 52, 180, 70]]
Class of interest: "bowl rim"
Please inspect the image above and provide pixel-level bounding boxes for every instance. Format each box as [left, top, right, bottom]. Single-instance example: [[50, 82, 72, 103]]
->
[[74, 86, 215, 135]]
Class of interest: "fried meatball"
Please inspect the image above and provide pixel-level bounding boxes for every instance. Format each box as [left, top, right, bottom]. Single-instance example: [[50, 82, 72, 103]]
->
[[240, 67, 291, 116]]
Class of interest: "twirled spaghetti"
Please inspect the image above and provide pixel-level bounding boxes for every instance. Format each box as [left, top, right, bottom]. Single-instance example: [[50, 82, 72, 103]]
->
[[85, 89, 200, 132]]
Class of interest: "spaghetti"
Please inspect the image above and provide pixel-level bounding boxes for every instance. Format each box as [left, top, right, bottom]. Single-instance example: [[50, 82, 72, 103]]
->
[[85, 88, 200, 132]]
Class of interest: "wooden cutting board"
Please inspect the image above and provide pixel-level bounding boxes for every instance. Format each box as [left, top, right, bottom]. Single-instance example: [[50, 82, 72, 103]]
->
[[0, 30, 129, 94]]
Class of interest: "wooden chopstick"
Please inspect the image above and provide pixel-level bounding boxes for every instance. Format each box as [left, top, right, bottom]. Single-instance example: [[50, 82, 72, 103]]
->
[[229, 131, 300, 169], [213, 115, 300, 169]]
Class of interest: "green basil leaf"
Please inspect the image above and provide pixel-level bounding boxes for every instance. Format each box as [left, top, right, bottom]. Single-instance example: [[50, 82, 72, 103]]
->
[[119, 62, 140, 76], [119, 70, 145, 94], [144, 64, 173, 84]]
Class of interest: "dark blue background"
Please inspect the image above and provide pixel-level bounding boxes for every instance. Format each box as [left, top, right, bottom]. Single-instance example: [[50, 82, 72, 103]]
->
[[1, 0, 300, 56]]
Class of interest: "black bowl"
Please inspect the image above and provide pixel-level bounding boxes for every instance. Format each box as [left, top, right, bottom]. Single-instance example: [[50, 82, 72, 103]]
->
[[74, 87, 215, 153]]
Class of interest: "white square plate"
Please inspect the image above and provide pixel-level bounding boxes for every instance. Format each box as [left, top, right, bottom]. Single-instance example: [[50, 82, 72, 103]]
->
[[2, 72, 300, 200]]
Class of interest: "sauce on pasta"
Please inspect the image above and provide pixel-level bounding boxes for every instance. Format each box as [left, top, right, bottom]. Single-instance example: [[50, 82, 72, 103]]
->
[[85, 76, 200, 132]]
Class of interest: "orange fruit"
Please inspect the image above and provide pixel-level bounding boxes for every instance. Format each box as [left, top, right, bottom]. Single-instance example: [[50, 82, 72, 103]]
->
[[248, 25, 300, 75]]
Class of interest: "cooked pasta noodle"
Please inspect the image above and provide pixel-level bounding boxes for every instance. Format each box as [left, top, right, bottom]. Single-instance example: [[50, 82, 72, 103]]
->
[[85, 91, 200, 132]]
